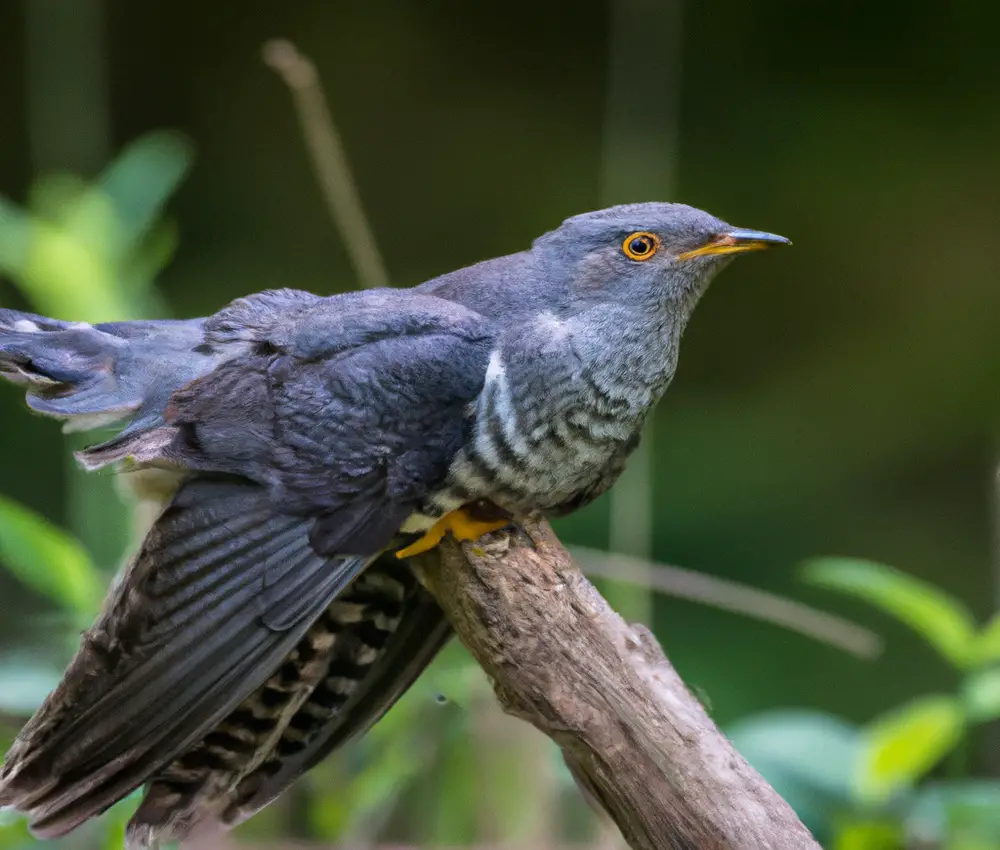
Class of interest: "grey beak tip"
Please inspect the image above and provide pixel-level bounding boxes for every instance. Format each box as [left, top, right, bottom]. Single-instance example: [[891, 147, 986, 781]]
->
[[728, 228, 792, 247]]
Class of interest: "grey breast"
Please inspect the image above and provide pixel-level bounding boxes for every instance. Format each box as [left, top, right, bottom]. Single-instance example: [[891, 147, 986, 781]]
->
[[440, 315, 645, 516]]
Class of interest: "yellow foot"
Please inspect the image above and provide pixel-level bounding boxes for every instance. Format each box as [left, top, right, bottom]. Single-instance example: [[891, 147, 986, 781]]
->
[[395, 508, 511, 559]]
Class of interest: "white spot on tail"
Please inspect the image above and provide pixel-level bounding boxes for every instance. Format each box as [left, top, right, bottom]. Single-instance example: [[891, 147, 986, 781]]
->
[[12, 319, 40, 332], [355, 644, 379, 665], [61, 410, 130, 434]]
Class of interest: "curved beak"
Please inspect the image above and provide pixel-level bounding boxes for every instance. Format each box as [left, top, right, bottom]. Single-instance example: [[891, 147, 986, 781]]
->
[[677, 228, 791, 261]]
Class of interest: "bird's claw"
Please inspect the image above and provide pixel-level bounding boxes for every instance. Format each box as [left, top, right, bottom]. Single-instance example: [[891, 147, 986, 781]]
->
[[395, 508, 512, 559]]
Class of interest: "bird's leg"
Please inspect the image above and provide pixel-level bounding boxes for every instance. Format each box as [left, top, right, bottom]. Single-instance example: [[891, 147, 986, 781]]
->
[[395, 501, 513, 559]]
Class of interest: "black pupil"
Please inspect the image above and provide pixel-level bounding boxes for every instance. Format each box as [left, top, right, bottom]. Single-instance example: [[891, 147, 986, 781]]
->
[[630, 237, 650, 255]]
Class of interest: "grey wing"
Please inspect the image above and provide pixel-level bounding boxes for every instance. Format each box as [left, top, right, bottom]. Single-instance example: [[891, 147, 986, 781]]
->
[[158, 289, 496, 555], [128, 558, 451, 843], [0, 476, 373, 838], [0, 289, 494, 838]]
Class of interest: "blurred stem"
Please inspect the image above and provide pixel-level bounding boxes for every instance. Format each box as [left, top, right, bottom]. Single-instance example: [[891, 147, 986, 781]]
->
[[472, 682, 556, 848], [601, 0, 683, 626], [263, 39, 389, 290], [988, 453, 1000, 777], [594, 5, 683, 843], [472, 690, 509, 844], [24, 0, 128, 569], [606, 429, 655, 625], [994, 454, 1000, 611], [572, 545, 883, 659]]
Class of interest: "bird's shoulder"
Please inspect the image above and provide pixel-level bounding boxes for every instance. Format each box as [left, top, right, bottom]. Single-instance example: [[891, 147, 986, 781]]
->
[[147, 288, 493, 509], [170, 286, 497, 439], [202, 286, 495, 361]]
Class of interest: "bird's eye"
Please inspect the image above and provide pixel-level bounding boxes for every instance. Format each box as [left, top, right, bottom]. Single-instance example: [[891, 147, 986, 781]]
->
[[622, 232, 660, 261]]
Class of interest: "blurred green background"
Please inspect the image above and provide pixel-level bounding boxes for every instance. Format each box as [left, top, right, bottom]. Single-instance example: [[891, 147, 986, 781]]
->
[[1, 1, 999, 848]]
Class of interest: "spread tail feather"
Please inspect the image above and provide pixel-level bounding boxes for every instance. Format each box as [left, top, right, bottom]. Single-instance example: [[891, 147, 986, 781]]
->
[[220, 559, 452, 827], [0, 308, 212, 436]]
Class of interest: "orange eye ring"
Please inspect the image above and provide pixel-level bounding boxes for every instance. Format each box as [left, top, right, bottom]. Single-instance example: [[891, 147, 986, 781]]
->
[[622, 231, 661, 261]]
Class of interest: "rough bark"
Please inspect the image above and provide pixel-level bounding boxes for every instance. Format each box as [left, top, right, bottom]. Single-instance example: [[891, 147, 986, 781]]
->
[[418, 520, 822, 850]]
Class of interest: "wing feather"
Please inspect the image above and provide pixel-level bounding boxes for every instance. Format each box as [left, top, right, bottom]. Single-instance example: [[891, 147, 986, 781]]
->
[[2, 289, 497, 841], [0, 476, 369, 838]]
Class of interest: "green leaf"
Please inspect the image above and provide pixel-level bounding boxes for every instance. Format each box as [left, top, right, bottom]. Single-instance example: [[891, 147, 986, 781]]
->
[[0, 494, 103, 615], [123, 219, 180, 298], [802, 558, 977, 668], [832, 818, 902, 850], [26, 172, 90, 225], [906, 781, 1000, 847], [0, 815, 32, 850], [97, 130, 194, 257], [855, 694, 965, 805], [971, 612, 1000, 667], [17, 212, 128, 321], [962, 668, 1000, 723], [0, 196, 32, 276], [727, 710, 862, 841], [0, 131, 191, 325]]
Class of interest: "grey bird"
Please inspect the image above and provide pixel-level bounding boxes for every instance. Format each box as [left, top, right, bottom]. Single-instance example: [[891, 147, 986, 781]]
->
[[0, 202, 788, 847]]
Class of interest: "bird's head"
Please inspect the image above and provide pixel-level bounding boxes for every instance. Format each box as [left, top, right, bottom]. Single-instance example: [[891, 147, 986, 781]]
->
[[533, 202, 789, 316]]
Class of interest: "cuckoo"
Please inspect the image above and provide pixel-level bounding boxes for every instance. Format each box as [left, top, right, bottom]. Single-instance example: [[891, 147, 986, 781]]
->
[[0, 202, 788, 847]]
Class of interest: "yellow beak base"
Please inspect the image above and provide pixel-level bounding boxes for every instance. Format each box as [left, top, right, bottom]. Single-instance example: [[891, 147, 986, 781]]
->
[[676, 228, 791, 261]]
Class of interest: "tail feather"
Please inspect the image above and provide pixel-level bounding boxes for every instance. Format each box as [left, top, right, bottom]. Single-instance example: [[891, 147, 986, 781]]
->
[[0, 309, 80, 333], [222, 572, 452, 828], [0, 290, 322, 444], [0, 308, 214, 440]]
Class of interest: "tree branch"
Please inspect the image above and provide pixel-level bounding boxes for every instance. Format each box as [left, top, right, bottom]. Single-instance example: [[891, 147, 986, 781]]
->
[[417, 520, 822, 850]]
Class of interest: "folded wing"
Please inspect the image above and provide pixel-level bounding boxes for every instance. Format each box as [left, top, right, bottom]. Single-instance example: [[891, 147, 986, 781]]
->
[[0, 289, 495, 840]]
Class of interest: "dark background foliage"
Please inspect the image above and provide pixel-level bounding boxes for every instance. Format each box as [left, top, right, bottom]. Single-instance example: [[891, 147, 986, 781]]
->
[[0, 1, 998, 847]]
